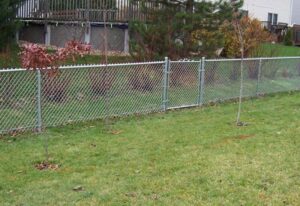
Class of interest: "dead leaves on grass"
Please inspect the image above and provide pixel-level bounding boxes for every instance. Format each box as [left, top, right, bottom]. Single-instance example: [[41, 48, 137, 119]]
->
[[236, 134, 255, 140], [35, 161, 59, 171], [125, 192, 137, 198], [110, 130, 123, 135], [72, 185, 84, 192]]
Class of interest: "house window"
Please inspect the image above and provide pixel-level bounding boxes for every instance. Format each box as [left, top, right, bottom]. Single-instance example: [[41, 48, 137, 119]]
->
[[268, 13, 278, 25], [273, 14, 278, 25], [296, 31, 300, 43]]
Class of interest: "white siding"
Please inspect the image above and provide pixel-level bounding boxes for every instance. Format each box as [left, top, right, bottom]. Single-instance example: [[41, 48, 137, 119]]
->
[[291, 0, 300, 25], [242, 0, 292, 24], [209, 0, 293, 25]]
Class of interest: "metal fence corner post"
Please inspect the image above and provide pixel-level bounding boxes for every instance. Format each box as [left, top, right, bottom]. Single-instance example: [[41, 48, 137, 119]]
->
[[256, 58, 262, 96], [162, 57, 170, 112], [199, 57, 206, 106], [36, 69, 43, 132]]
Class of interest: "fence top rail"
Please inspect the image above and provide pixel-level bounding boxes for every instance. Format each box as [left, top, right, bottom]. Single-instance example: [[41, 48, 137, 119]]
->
[[59, 61, 165, 69], [0, 61, 165, 72], [1, 56, 300, 72], [0, 68, 27, 73], [170, 60, 202, 63], [205, 56, 300, 62]]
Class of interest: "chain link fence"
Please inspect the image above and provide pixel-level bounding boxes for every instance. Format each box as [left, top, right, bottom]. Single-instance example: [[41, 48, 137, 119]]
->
[[1, 57, 300, 134]]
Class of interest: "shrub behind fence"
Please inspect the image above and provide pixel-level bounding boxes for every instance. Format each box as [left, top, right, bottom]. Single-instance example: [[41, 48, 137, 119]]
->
[[1, 57, 300, 134]]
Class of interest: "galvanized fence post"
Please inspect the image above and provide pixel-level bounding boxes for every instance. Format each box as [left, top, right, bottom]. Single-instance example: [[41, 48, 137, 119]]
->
[[162, 57, 170, 111], [197, 60, 202, 105], [199, 57, 206, 106], [36, 69, 42, 132], [256, 58, 262, 96]]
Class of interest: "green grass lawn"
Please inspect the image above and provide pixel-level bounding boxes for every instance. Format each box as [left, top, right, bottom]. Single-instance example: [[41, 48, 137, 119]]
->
[[0, 92, 300, 205], [253, 43, 300, 57]]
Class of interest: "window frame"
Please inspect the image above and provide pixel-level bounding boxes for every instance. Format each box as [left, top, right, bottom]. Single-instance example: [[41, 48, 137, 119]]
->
[[268, 13, 278, 25]]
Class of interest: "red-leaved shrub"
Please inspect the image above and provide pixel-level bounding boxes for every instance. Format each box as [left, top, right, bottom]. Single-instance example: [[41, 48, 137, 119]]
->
[[20, 40, 91, 74], [128, 66, 160, 92], [20, 41, 91, 102]]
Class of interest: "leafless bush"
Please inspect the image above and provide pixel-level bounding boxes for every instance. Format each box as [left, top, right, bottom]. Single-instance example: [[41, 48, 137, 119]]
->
[[205, 62, 219, 84], [297, 63, 300, 76], [230, 65, 239, 81], [43, 75, 71, 103], [128, 66, 160, 92], [0, 74, 15, 106], [281, 68, 292, 78], [170, 64, 197, 87], [89, 70, 115, 96], [262, 61, 280, 79], [246, 61, 259, 79]]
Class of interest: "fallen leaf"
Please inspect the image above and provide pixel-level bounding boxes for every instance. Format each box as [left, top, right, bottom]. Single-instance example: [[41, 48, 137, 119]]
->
[[151, 193, 159, 200], [35, 162, 59, 171], [259, 192, 267, 200], [236, 134, 255, 140], [73, 186, 84, 192], [125, 192, 137, 197], [111, 130, 123, 135]]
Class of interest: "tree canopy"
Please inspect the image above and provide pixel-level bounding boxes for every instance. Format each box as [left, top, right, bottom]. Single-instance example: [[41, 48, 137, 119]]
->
[[129, 0, 244, 60], [221, 16, 273, 58], [0, 0, 23, 51]]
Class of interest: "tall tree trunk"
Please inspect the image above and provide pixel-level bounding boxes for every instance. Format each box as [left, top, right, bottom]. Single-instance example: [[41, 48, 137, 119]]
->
[[183, 0, 194, 56], [186, 0, 194, 13]]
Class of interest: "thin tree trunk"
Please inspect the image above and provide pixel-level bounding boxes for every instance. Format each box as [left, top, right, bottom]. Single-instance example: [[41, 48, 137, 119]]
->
[[236, 22, 244, 126], [43, 134, 49, 163], [183, 0, 194, 56], [103, 9, 111, 131]]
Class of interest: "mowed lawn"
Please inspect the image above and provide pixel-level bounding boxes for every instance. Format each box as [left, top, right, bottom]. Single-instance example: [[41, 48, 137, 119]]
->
[[0, 93, 300, 205]]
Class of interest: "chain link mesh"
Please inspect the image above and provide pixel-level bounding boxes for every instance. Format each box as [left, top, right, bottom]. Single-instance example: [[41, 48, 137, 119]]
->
[[1, 57, 300, 134], [40, 62, 164, 128], [204, 59, 260, 104], [0, 70, 37, 133], [108, 63, 164, 115], [41, 67, 106, 127], [168, 61, 200, 108], [259, 58, 300, 94]]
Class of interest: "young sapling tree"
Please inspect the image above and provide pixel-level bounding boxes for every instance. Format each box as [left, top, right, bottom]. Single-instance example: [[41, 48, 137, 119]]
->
[[20, 40, 91, 169]]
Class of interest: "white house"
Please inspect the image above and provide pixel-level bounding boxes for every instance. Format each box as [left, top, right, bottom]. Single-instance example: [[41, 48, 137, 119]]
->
[[207, 0, 300, 26], [291, 0, 300, 25], [241, 0, 300, 26]]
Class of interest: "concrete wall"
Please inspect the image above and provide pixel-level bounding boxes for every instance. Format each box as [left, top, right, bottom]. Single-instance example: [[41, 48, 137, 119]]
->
[[90, 26, 125, 51], [19, 23, 129, 52], [50, 25, 85, 48]]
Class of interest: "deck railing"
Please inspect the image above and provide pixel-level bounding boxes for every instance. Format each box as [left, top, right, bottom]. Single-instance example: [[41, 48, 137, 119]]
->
[[17, 0, 155, 23]]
